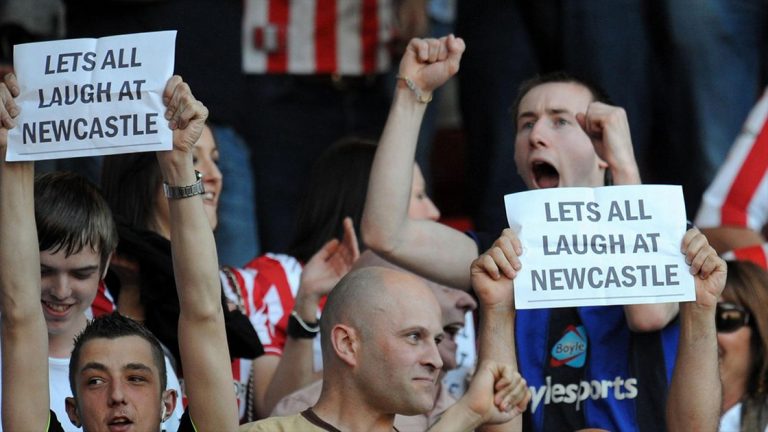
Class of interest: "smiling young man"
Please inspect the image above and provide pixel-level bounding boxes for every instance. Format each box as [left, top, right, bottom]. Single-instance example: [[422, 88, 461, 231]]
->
[[0, 72, 239, 432], [361, 36, 715, 431]]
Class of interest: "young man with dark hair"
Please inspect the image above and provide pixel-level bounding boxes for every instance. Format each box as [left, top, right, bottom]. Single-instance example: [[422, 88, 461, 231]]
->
[[362, 35, 725, 431], [0, 72, 239, 431]]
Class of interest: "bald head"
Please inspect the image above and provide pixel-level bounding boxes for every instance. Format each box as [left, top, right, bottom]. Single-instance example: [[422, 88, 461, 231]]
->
[[320, 266, 441, 364]]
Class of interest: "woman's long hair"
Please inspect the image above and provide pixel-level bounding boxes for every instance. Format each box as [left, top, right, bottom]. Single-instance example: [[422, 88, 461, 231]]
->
[[723, 260, 768, 431]]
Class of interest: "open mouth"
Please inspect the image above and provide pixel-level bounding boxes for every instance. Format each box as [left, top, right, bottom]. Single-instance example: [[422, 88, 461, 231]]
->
[[532, 161, 560, 189], [108, 417, 134, 431]]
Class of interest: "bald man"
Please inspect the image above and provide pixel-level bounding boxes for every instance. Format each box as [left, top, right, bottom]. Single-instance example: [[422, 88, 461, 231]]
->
[[240, 266, 528, 432], [270, 251, 478, 430]]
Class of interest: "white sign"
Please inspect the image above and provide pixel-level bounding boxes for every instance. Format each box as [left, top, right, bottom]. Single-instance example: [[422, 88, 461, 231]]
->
[[505, 185, 695, 309], [6, 31, 176, 161]]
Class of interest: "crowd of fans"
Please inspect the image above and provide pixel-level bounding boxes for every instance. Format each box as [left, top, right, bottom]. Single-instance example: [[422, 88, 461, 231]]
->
[[0, 1, 767, 432]]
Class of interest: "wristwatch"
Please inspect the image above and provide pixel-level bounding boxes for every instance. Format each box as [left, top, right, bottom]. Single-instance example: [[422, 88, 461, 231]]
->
[[163, 170, 205, 199]]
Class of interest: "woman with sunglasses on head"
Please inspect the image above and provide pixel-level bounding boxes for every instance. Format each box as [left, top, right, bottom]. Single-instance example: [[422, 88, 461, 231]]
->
[[718, 260, 768, 431]]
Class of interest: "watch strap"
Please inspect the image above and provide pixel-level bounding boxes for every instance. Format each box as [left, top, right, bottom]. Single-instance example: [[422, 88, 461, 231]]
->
[[163, 171, 205, 199]]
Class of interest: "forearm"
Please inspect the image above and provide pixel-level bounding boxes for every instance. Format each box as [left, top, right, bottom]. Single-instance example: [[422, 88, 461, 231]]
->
[[362, 85, 427, 253], [161, 153, 222, 319], [477, 309, 520, 432], [666, 303, 720, 432], [610, 161, 641, 186], [624, 302, 678, 332], [428, 400, 485, 432], [264, 339, 320, 415], [0, 157, 39, 320], [161, 152, 238, 430], [0, 154, 49, 431], [263, 293, 321, 414]]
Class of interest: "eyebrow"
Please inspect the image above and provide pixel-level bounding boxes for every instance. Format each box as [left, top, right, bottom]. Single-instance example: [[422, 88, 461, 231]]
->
[[518, 107, 576, 120], [80, 362, 154, 374], [41, 264, 100, 272]]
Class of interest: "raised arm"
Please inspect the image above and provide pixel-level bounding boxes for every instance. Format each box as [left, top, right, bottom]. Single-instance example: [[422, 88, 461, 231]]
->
[[361, 35, 478, 289], [429, 229, 530, 431], [258, 217, 359, 416], [0, 73, 50, 431], [666, 229, 726, 431], [157, 76, 238, 431]]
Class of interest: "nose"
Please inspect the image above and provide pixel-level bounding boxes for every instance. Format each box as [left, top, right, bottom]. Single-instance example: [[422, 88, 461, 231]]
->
[[454, 290, 477, 313], [423, 339, 444, 372], [108, 380, 127, 406], [47, 274, 72, 300], [200, 158, 223, 189], [528, 118, 549, 149], [424, 196, 441, 221]]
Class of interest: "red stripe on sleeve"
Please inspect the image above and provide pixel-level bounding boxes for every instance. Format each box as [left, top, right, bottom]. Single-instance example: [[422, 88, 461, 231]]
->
[[267, 0, 289, 73], [732, 244, 768, 270], [721, 118, 768, 226], [361, 0, 379, 73], [315, 0, 337, 73]]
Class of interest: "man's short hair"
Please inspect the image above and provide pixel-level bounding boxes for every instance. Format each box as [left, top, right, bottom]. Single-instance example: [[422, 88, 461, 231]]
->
[[511, 71, 613, 125], [69, 312, 167, 397], [35, 171, 118, 270]]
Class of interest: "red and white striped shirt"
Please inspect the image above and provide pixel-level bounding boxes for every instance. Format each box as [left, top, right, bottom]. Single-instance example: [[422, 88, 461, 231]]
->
[[695, 87, 768, 269], [242, 0, 394, 75]]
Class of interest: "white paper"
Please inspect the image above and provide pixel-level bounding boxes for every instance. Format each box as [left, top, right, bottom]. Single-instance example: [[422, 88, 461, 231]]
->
[[505, 185, 695, 309], [6, 31, 176, 161]]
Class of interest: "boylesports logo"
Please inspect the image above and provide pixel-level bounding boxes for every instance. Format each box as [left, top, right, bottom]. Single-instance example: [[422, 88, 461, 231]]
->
[[550, 325, 587, 368], [529, 376, 638, 413]]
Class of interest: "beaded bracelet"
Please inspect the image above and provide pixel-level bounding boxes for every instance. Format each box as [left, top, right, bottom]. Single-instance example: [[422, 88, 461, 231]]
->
[[396, 74, 432, 104]]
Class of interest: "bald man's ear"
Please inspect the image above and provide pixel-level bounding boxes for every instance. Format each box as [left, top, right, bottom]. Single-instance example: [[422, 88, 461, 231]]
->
[[331, 324, 360, 367]]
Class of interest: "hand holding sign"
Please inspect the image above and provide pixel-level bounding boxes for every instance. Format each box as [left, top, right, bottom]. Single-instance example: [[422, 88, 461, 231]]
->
[[470, 228, 522, 311], [682, 228, 727, 310], [0, 73, 21, 154]]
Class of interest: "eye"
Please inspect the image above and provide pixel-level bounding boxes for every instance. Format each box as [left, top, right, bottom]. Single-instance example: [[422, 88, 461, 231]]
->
[[72, 271, 95, 280], [444, 324, 463, 339], [434, 334, 445, 345], [520, 121, 535, 130], [86, 377, 105, 386], [555, 117, 569, 126], [128, 375, 148, 384], [406, 332, 422, 344]]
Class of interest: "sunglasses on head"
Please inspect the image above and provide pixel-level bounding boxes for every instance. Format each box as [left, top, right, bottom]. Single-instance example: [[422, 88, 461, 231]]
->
[[716, 302, 751, 334]]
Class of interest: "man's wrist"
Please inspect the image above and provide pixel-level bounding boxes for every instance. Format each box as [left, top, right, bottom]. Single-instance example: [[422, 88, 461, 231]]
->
[[287, 310, 319, 339]]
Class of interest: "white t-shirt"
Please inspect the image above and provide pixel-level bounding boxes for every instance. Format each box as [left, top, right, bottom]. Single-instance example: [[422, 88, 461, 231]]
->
[[0, 354, 183, 432], [719, 402, 768, 432]]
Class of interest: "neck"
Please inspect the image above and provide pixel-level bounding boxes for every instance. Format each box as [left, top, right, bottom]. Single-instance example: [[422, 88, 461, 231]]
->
[[48, 313, 87, 358], [314, 383, 396, 432]]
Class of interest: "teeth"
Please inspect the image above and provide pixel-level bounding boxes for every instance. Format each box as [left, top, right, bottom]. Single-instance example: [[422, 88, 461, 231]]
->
[[204, 192, 215, 201], [44, 302, 71, 312]]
